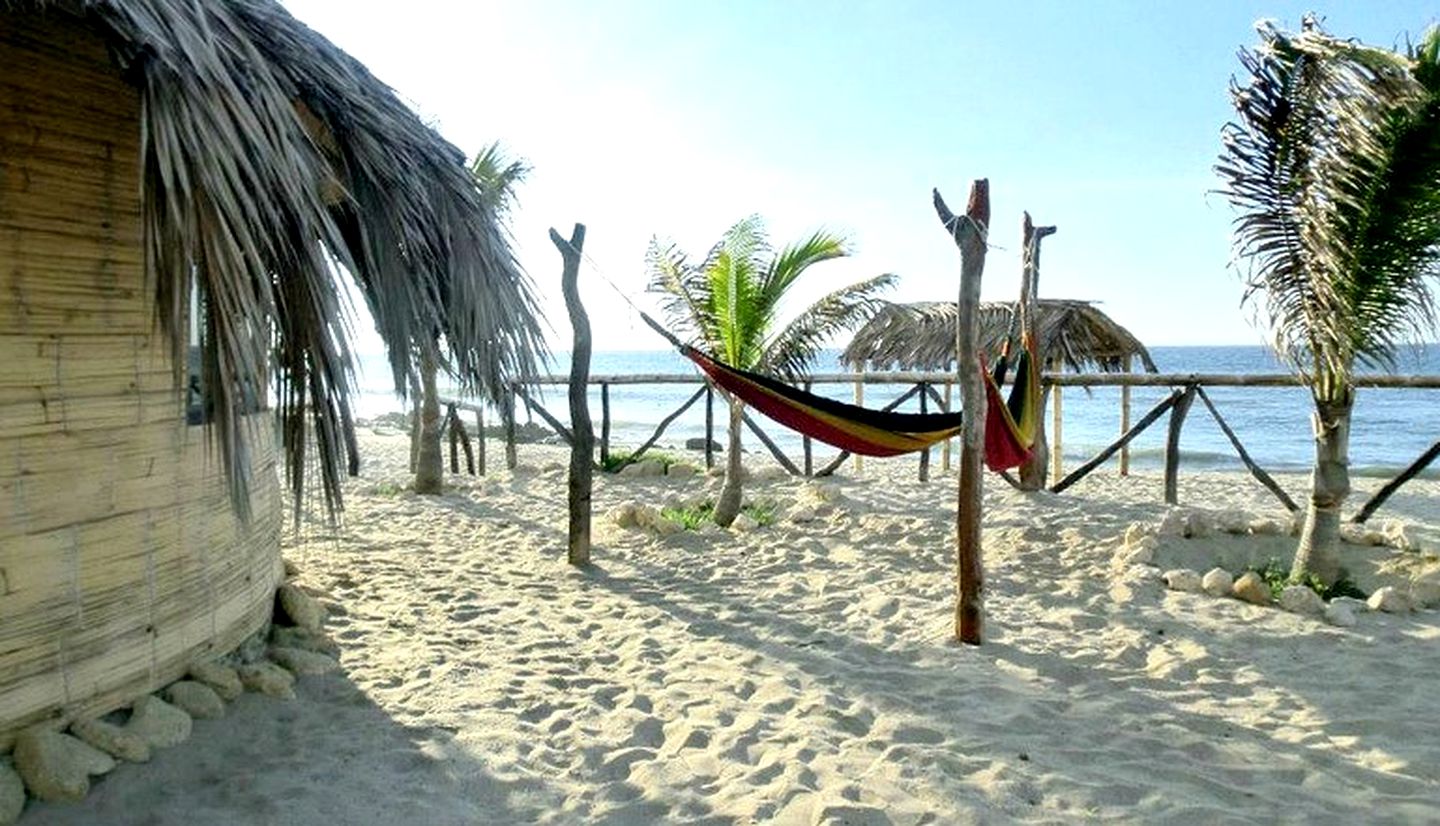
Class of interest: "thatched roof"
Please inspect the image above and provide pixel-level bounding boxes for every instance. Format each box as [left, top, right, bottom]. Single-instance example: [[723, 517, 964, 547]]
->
[[8, 0, 546, 516], [841, 300, 1157, 373]]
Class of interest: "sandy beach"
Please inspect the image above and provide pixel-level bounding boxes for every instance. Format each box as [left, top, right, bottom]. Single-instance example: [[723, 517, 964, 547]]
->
[[21, 428, 1440, 825]]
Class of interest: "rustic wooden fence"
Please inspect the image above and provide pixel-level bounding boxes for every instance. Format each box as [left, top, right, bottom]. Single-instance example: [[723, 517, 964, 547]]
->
[[435, 372, 1440, 520]]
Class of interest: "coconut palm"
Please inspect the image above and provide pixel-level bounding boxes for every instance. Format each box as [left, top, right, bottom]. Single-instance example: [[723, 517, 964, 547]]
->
[[415, 142, 531, 493], [648, 216, 896, 526], [1216, 18, 1440, 584]]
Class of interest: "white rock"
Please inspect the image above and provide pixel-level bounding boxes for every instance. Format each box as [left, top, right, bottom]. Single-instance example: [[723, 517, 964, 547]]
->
[[1162, 568, 1203, 593], [124, 696, 192, 749], [1215, 510, 1252, 535], [188, 661, 244, 701], [787, 505, 818, 524], [1201, 568, 1234, 597], [0, 759, 25, 825], [277, 584, 326, 630], [731, 513, 759, 533], [1186, 510, 1216, 539], [619, 460, 666, 477], [164, 681, 226, 720], [665, 463, 697, 479], [1248, 517, 1288, 537], [1122, 523, 1154, 546], [1368, 586, 1411, 614], [238, 662, 297, 700], [1116, 543, 1156, 567], [69, 718, 150, 763], [1279, 585, 1325, 615], [1324, 602, 1358, 627], [1157, 509, 1189, 538], [12, 728, 114, 803], [1409, 569, 1440, 609], [270, 625, 341, 656], [1232, 572, 1272, 605], [1385, 522, 1421, 551], [610, 502, 639, 528], [269, 646, 340, 676], [1329, 596, 1371, 614]]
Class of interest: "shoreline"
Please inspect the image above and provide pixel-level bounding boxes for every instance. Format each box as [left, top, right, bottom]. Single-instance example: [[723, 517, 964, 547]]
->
[[22, 431, 1440, 824]]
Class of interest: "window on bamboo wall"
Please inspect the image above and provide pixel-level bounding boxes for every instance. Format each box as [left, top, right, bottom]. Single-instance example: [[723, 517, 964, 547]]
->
[[186, 280, 266, 425]]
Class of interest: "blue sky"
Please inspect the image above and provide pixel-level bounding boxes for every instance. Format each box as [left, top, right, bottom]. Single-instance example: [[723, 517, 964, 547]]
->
[[283, 0, 1439, 354]]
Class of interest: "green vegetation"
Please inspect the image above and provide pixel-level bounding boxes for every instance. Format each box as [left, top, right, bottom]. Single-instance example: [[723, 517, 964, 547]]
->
[[1216, 20, 1440, 585], [661, 499, 778, 531], [600, 450, 685, 474], [369, 481, 408, 497], [1242, 559, 1367, 603]]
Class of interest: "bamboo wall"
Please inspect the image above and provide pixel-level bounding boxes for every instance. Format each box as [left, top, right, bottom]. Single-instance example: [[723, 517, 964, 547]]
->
[[0, 11, 283, 748]]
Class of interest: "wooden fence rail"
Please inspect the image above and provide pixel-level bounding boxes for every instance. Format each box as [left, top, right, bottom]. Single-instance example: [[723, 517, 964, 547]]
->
[[428, 371, 1440, 520]]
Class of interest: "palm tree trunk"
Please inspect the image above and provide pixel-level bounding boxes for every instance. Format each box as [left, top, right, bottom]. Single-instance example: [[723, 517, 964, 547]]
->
[[1291, 396, 1353, 585], [414, 349, 444, 495], [713, 397, 745, 527]]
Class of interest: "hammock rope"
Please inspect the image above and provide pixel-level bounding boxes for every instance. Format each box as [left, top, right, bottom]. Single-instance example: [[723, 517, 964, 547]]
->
[[564, 237, 1040, 470]]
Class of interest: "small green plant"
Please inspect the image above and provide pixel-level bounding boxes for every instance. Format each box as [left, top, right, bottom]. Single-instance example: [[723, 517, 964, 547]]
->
[[660, 498, 776, 531], [661, 501, 715, 530], [369, 481, 408, 497], [601, 449, 682, 473], [1241, 559, 1366, 602], [742, 499, 778, 527]]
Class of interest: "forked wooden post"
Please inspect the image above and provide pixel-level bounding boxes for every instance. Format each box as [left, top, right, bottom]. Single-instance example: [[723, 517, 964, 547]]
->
[[554, 223, 593, 566], [1051, 364, 1064, 481], [935, 181, 989, 645], [1016, 213, 1056, 491], [704, 385, 715, 469]]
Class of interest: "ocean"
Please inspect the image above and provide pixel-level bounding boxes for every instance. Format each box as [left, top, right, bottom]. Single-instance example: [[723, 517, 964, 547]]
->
[[353, 345, 1440, 478]]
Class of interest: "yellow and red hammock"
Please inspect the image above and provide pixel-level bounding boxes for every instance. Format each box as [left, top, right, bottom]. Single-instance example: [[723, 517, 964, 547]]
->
[[676, 333, 1041, 471]]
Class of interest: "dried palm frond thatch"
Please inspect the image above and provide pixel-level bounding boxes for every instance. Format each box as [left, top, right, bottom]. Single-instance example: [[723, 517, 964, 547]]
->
[[11, 0, 547, 518], [841, 300, 1156, 373]]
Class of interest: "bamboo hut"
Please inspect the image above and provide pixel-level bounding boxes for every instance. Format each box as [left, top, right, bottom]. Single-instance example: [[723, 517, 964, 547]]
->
[[841, 299, 1157, 373], [0, 0, 543, 748]]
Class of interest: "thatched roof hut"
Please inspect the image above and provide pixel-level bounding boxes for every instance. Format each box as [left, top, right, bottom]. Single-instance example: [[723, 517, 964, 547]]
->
[[841, 300, 1157, 373], [0, 1, 543, 749]]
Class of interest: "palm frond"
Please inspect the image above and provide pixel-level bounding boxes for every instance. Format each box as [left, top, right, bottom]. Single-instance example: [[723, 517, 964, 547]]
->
[[470, 141, 530, 217], [1216, 17, 1432, 401], [760, 273, 897, 381]]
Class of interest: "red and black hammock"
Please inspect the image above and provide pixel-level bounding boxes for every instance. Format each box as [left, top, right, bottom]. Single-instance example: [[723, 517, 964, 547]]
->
[[643, 314, 1040, 471]]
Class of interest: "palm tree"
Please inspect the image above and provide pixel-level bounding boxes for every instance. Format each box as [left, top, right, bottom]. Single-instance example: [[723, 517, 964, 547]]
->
[[414, 142, 532, 493], [648, 216, 896, 526], [1216, 19, 1440, 584]]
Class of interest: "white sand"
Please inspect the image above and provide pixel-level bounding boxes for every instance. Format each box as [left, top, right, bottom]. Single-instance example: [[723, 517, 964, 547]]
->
[[22, 430, 1440, 824]]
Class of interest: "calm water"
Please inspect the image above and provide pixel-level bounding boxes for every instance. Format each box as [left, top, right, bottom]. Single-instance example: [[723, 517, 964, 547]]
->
[[354, 345, 1440, 477]]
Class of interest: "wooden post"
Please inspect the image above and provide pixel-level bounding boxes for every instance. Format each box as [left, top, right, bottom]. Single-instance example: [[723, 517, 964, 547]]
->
[[853, 376, 865, 475], [554, 223, 593, 566], [935, 181, 989, 645], [1119, 354, 1132, 476], [1050, 358, 1064, 481], [918, 382, 930, 482], [447, 403, 460, 473], [704, 385, 715, 470], [1164, 385, 1197, 505], [1352, 440, 1440, 524], [802, 380, 814, 477], [942, 381, 953, 472], [475, 407, 486, 476], [409, 394, 421, 473], [503, 386, 518, 470], [1016, 214, 1056, 491], [599, 382, 611, 467]]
